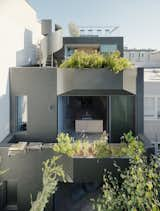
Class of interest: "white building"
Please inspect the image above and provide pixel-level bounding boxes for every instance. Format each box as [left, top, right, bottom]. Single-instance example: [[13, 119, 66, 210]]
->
[[124, 48, 160, 68], [0, 0, 41, 142], [144, 69, 160, 154], [124, 48, 155, 67], [150, 51, 160, 67], [124, 48, 160, 154]]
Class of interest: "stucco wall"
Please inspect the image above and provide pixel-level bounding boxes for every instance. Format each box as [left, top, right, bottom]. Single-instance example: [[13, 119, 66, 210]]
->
[[0, 0, 41, 142], [144, 120, 160, 141], [10, 67, 57, 141], [144, 81, 160, 141], [144, 81, 160, 95]]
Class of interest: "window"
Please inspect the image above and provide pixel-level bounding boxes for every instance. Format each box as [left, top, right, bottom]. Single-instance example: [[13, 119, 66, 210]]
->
[[100, 44, 117, 54], [129, 52, 134, 59], [80, 29, 85, 36], [66, 47, 75, 57], [88, 29, 93, 36], [144, 97, 155, 118], [152, 142, 160, 155], [97, 29, 102, 36], [17, 96, 27, 131], [144, 96, 160, 120]]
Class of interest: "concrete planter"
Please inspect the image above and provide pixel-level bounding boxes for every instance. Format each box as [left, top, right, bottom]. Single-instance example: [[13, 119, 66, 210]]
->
[[59, 155, 129, 183], [57, 68, 137, 96]]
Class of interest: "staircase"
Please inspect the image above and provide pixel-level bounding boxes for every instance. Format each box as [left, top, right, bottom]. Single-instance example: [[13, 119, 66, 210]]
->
[[46, 54, 52, 66], [40, 27, 63, 67]]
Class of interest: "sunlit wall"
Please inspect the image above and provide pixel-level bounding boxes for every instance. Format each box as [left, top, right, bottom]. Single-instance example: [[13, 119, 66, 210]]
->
[[0, 0, 41, 141]]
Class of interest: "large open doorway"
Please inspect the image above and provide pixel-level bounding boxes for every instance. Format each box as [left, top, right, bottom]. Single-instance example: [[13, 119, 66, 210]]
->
[[58, 96, 109, 135], [58, 95, 135, 142]]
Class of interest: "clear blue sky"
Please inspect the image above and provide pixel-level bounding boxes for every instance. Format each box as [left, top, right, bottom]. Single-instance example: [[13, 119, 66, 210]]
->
[[28, 0, 160, 50]]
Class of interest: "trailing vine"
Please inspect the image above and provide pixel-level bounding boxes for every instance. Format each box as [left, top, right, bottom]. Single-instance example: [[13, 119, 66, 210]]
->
[[30, 156, 65, 211]]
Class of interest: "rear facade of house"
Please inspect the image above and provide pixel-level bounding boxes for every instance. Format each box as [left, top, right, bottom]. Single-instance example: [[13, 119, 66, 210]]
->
[[0, 8, 154, 211]]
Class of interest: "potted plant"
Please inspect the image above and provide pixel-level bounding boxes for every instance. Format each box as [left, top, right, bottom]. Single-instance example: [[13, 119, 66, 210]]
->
[[53, 131, 142, 183], [57, 51, 137, 95]]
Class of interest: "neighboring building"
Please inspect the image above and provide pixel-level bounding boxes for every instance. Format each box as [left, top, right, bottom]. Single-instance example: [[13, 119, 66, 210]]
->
[[124, 48, 155, 67], [124, 48, 160, 68], [0, 0, 41, 142], [144, 68, 160, 154], [150, 51, 160, 67], [124, 49, 160, 155]]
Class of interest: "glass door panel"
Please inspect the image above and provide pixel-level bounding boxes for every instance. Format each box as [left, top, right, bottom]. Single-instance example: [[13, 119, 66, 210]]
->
[[110, 95, 135, 142]]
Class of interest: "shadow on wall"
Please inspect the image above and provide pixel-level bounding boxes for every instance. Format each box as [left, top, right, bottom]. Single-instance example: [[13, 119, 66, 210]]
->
[[0, 79, 10, 142], [16, 29, 38, 66]]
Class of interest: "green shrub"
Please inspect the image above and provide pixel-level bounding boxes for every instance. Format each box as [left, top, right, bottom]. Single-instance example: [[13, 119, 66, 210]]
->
[[93, 140, 112, 158], [123, 131, 145, 159], [53, 133, 74, 157], [92, 133, 160, 211], [52, 131, 143, 158], [60, 51, 132, 73]]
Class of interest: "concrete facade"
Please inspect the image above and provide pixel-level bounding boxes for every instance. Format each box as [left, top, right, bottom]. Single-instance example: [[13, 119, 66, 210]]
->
[[8, 66, 144, 144], [0, 147, 54, 211], [10, 67, 57, 141], [0, 67, 149, 211], [57, 68, 137, 96], [0, 0, 41, 142]]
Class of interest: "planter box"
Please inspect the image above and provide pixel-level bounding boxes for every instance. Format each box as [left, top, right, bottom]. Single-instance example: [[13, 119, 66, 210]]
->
[[58, 155, 129, 183], [57, 68, 137, 96]]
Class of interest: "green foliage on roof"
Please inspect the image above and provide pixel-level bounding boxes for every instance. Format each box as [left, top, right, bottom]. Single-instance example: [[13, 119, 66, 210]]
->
[[60, 51, 133, 73]]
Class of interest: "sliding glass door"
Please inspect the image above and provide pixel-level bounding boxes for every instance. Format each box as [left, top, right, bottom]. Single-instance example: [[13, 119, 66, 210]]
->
[[58, 96, 109, 135], [110, 95, 135, 142], [58, 95, 135, 142]]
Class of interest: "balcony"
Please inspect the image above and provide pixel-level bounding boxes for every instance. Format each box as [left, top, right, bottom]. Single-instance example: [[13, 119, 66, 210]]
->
[[57, 68, 137, 96]]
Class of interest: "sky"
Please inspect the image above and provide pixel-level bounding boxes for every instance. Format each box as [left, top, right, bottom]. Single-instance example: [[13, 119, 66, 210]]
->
[[28, 0, 160, 50]]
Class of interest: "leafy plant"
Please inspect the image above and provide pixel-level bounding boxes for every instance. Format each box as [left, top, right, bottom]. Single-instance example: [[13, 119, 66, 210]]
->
[[53, 132, 143, 158], [60, 50, 133, 73], [30, 156, 65, 211], [92, 133, 160, 211], [94, 140, 111, 158], [53, 133, 74, 157], [110, 143, 127, 157], [123, 131, 145, 159]]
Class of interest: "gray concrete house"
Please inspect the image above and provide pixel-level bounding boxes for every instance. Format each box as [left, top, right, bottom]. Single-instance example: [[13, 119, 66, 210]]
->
[[0, 22, 153, 211]]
